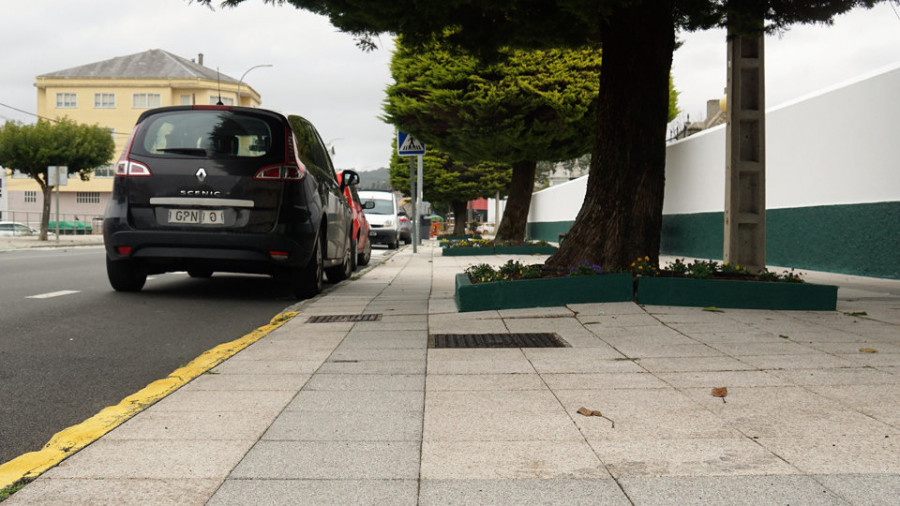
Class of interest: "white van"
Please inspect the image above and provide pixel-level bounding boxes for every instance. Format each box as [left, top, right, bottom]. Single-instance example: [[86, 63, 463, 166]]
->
[[359, 190, 403, 249]]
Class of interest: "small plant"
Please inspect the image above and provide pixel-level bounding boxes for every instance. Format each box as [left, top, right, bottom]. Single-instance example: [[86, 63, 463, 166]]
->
[[465, 263, 499, 283], [666, 258, 690, 276], [686, 260, 717, 279], [631, 256, 658, 276], [720, 262, 749, 276], [568, 260, 603, 277], [465, 260, 544, 283]]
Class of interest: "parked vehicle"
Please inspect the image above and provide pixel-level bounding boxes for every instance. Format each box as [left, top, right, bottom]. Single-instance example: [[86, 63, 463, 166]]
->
[[103, 105, 356, 298], [337, 171, 373, 267], [359, 190, 403, 249], [398, 212, 411, 245], [48, 220, 92, 235], [0, 221, 38, 237]]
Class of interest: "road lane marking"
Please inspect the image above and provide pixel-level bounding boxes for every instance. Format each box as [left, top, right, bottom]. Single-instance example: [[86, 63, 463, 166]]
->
[[26, 290, 81, 299]]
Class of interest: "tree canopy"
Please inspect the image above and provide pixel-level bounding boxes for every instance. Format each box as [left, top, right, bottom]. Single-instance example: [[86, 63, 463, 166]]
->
[[209, 0, 883, 271], [0, 118, 115, 239]]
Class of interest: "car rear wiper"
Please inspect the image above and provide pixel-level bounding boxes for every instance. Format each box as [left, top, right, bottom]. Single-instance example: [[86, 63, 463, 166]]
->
[[157, 147, 208, 156]]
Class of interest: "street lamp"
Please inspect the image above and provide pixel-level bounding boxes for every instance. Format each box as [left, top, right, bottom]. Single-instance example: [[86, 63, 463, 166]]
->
[[236, 64, 272, 105]]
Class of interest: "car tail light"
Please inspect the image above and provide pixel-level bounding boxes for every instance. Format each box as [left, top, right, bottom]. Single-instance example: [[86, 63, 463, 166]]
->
[[116, 246, 133, 256], [254, 164, 304, 181], [115, 160, 152, 177], [269, 251, 290, 260]]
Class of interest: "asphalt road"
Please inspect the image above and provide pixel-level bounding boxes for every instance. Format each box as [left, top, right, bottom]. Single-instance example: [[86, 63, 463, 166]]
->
[[0, 245, 389, 465]]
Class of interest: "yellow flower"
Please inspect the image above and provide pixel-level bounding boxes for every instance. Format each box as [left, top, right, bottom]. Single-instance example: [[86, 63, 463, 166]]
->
[[638, 266, 643, 270], [644, 256, 649, 261]]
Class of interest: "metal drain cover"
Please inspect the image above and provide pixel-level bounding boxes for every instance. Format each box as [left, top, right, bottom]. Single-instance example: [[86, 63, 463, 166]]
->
[[307, 314, 382, 323], [429, 333, 568, 348]]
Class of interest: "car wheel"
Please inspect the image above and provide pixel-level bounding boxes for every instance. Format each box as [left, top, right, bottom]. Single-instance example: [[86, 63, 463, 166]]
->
[[188, 268, 213, 278], [106, 256, 147, 292], [325, 233, 354, 282], [388, 237, 399, 250], [357, 237, 371, 266], [292, 235, 323, 299]]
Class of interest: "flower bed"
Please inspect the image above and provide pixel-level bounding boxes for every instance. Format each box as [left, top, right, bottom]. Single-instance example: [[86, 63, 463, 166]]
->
[[455, 272, 634, 312], [634, 276, 837, 310], [442, 239, 557, 256]]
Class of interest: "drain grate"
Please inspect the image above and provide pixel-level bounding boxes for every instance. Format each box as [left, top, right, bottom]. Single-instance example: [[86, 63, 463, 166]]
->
[[307, 314, 382, 323], [429, 333, 568, 349]]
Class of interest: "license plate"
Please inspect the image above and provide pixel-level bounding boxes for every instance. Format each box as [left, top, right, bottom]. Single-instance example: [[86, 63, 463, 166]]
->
[[369, 230, 377, 237], [168, 209, 225, 225]]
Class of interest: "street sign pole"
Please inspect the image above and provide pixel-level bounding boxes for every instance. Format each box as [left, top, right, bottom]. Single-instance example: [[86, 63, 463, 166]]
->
[[397, 131, 426, 253]]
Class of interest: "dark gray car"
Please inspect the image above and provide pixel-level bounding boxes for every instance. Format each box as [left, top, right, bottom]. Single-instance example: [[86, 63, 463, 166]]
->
[[103, 105, 356, 298]]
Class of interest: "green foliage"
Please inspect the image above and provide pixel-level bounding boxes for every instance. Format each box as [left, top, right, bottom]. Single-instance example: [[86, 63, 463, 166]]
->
[[0, 118, 115, 186], [385, 36, 603, 165], [465, 260, 542, 283], [567, 260, 604, 276], [663, 259, 806, 283], [388, 142, 511, 207]]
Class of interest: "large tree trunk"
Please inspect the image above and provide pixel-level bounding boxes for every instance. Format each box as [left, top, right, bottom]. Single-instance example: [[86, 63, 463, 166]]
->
[[451, 200, 468, 235], [546, 1, 675, 271], [494, 160, 536, 242], [39, 183, 52, 241]]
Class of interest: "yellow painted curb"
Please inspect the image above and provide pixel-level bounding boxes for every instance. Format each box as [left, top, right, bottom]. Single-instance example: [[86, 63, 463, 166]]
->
[[0, 311, 299, 491]]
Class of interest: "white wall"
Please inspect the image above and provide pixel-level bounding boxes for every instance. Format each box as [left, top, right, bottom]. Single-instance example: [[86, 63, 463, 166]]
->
[[528, 63, 900, 223]]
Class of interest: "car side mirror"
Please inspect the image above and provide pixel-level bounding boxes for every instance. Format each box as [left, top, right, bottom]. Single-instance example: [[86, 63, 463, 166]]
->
[[362, 200, 375, 210], [340, 169, 360, 189]]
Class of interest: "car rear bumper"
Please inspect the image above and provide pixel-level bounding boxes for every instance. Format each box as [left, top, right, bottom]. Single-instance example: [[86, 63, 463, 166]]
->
[[368, 228, 398, 245]]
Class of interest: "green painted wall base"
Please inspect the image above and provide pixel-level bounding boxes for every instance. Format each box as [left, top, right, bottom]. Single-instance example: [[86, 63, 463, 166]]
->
[[442, 246, 558, 257], [635, 277, 838, 311], [527, 201, 900, 279], [455, 273, 634, 312]]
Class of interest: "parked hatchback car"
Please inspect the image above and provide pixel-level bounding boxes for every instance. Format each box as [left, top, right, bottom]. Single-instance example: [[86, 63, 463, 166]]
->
[[103, 105, 356, 298], [336, 171, 373, 267], [359, 190, 402, 249]]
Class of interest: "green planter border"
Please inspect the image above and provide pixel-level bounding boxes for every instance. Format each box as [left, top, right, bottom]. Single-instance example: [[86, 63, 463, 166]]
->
[[635, 276, 838, 311], [455, 272, 633, 312], [442, 245, 558, 257]]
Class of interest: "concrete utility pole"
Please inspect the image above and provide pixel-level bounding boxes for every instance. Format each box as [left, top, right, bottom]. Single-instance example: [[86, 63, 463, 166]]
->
[[724, 26, 766, 273]]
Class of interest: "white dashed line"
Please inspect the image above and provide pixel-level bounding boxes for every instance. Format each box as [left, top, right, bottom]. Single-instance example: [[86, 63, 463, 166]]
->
[[26, 290, 81, 299]]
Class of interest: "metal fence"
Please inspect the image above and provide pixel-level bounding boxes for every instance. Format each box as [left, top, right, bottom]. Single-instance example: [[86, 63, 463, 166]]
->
[[1, 211, 104, 234]]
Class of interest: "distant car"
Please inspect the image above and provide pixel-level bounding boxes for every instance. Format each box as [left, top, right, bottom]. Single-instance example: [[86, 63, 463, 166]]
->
[[359, 190, 402, 249], [103, 105, 356, 298], [398, 212, 411, 245], [0, 221, 38, 237], [337, 171, 373, 267]]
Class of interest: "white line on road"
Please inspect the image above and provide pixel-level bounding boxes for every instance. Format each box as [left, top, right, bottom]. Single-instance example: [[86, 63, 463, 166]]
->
[[26, 290, 81, 299]]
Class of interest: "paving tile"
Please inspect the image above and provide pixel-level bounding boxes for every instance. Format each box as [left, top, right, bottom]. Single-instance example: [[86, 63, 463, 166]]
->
[[5, 478, 222, 506], [304, 373, 425, 391], [635, 356, 756, 373], [542, 372, 669, 390], [179, 372, 311, 391], [620, 475, 847, 505], [264, 409, 423, 441], [426, 373, 547, 391], [814, 474, 900, 506], [208, 479, 419, 506], [102, 410, 273, 441], [147, 390, 296, 417], [317, 359, 426, 374], [759, 435, 900, 474], [595, 438, 797, 478], [418, 479, 630, 505], [654, 370, 791, 388], [285, 390, 424, 412], [420, 441, 608, 480], [211, 359, 323, 375], [229, 441, 420, 479]]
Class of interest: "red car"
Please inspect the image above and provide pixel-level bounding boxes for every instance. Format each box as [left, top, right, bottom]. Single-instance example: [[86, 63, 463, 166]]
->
[[337, 172, 373, 268]]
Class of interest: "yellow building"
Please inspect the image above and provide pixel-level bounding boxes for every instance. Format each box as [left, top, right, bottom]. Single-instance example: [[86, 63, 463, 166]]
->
[[4, 49, 262, 228]]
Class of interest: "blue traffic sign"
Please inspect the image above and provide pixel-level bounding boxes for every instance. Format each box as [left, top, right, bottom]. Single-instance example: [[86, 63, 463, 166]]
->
[[397, 131, 426, 156]]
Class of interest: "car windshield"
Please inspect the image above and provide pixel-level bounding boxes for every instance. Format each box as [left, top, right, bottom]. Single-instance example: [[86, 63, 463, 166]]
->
[[137, 110, 273, 158], [365, 199, 394, 215]]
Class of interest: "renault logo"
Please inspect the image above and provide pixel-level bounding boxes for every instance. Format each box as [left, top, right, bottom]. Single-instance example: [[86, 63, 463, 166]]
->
[[195, 168, 207, 182]]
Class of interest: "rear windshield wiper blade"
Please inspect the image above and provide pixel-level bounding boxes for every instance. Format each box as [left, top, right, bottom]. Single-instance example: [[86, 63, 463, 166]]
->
[[156, 147, 208, 156]]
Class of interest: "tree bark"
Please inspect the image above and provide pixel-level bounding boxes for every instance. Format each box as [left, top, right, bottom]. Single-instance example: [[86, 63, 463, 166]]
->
[[494, 160, 536, 242], [39, 183, 52, 241], [451, 200, 468, 235], [546, 1, 675, 271]]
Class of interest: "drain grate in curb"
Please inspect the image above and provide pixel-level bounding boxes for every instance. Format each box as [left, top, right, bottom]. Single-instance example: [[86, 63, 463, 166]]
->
[[307, 314, 382, 323], [429, 333, 568, 348]]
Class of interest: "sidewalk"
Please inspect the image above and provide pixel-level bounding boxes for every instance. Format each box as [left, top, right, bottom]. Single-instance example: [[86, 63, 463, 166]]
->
[[5, 242, 900, 504]]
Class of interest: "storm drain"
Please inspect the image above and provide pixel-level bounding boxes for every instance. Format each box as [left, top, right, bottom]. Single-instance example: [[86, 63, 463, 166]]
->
[[306, 314, 382, 323], [429, 333, 568, 349]]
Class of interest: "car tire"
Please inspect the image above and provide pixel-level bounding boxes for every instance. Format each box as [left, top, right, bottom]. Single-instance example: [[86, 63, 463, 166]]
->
[[106, 256, 147, 292], [388, 237, 399, 250], [325, 233, 354, 282], [357, 237, 371, 266], [292, 235, 323, 299], [188, 268, 213, 278]]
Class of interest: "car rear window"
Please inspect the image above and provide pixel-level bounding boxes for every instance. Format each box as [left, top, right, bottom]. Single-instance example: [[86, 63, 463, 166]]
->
[[134, 110, 274, 158]]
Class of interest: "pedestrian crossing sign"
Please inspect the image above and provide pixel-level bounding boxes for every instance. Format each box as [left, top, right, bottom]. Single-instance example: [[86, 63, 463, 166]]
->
[[397, 131, 426, 156]]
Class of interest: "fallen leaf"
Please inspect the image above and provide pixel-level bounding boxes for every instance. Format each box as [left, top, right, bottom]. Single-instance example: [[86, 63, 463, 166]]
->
[[859, 348, 878, 354], [779, 334, 790, 339], [703, 306, 725, 313], [577, 407, 615, 428], [711, 387, 728, 403]]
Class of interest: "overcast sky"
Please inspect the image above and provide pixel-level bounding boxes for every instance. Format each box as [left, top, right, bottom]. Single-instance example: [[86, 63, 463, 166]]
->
[[1, 1, 899, 172]]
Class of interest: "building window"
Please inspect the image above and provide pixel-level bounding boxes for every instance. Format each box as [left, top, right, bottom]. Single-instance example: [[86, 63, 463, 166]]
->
[[76, 192, 101, 204], [24, 191, 37, 203], [56, 93, 77, 108], [181, 94, 192, 105], [209, 96, 234, 106], [94, 93, 115, 108], [132, 93, 161, 109], [93, 165, 115, 178]]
